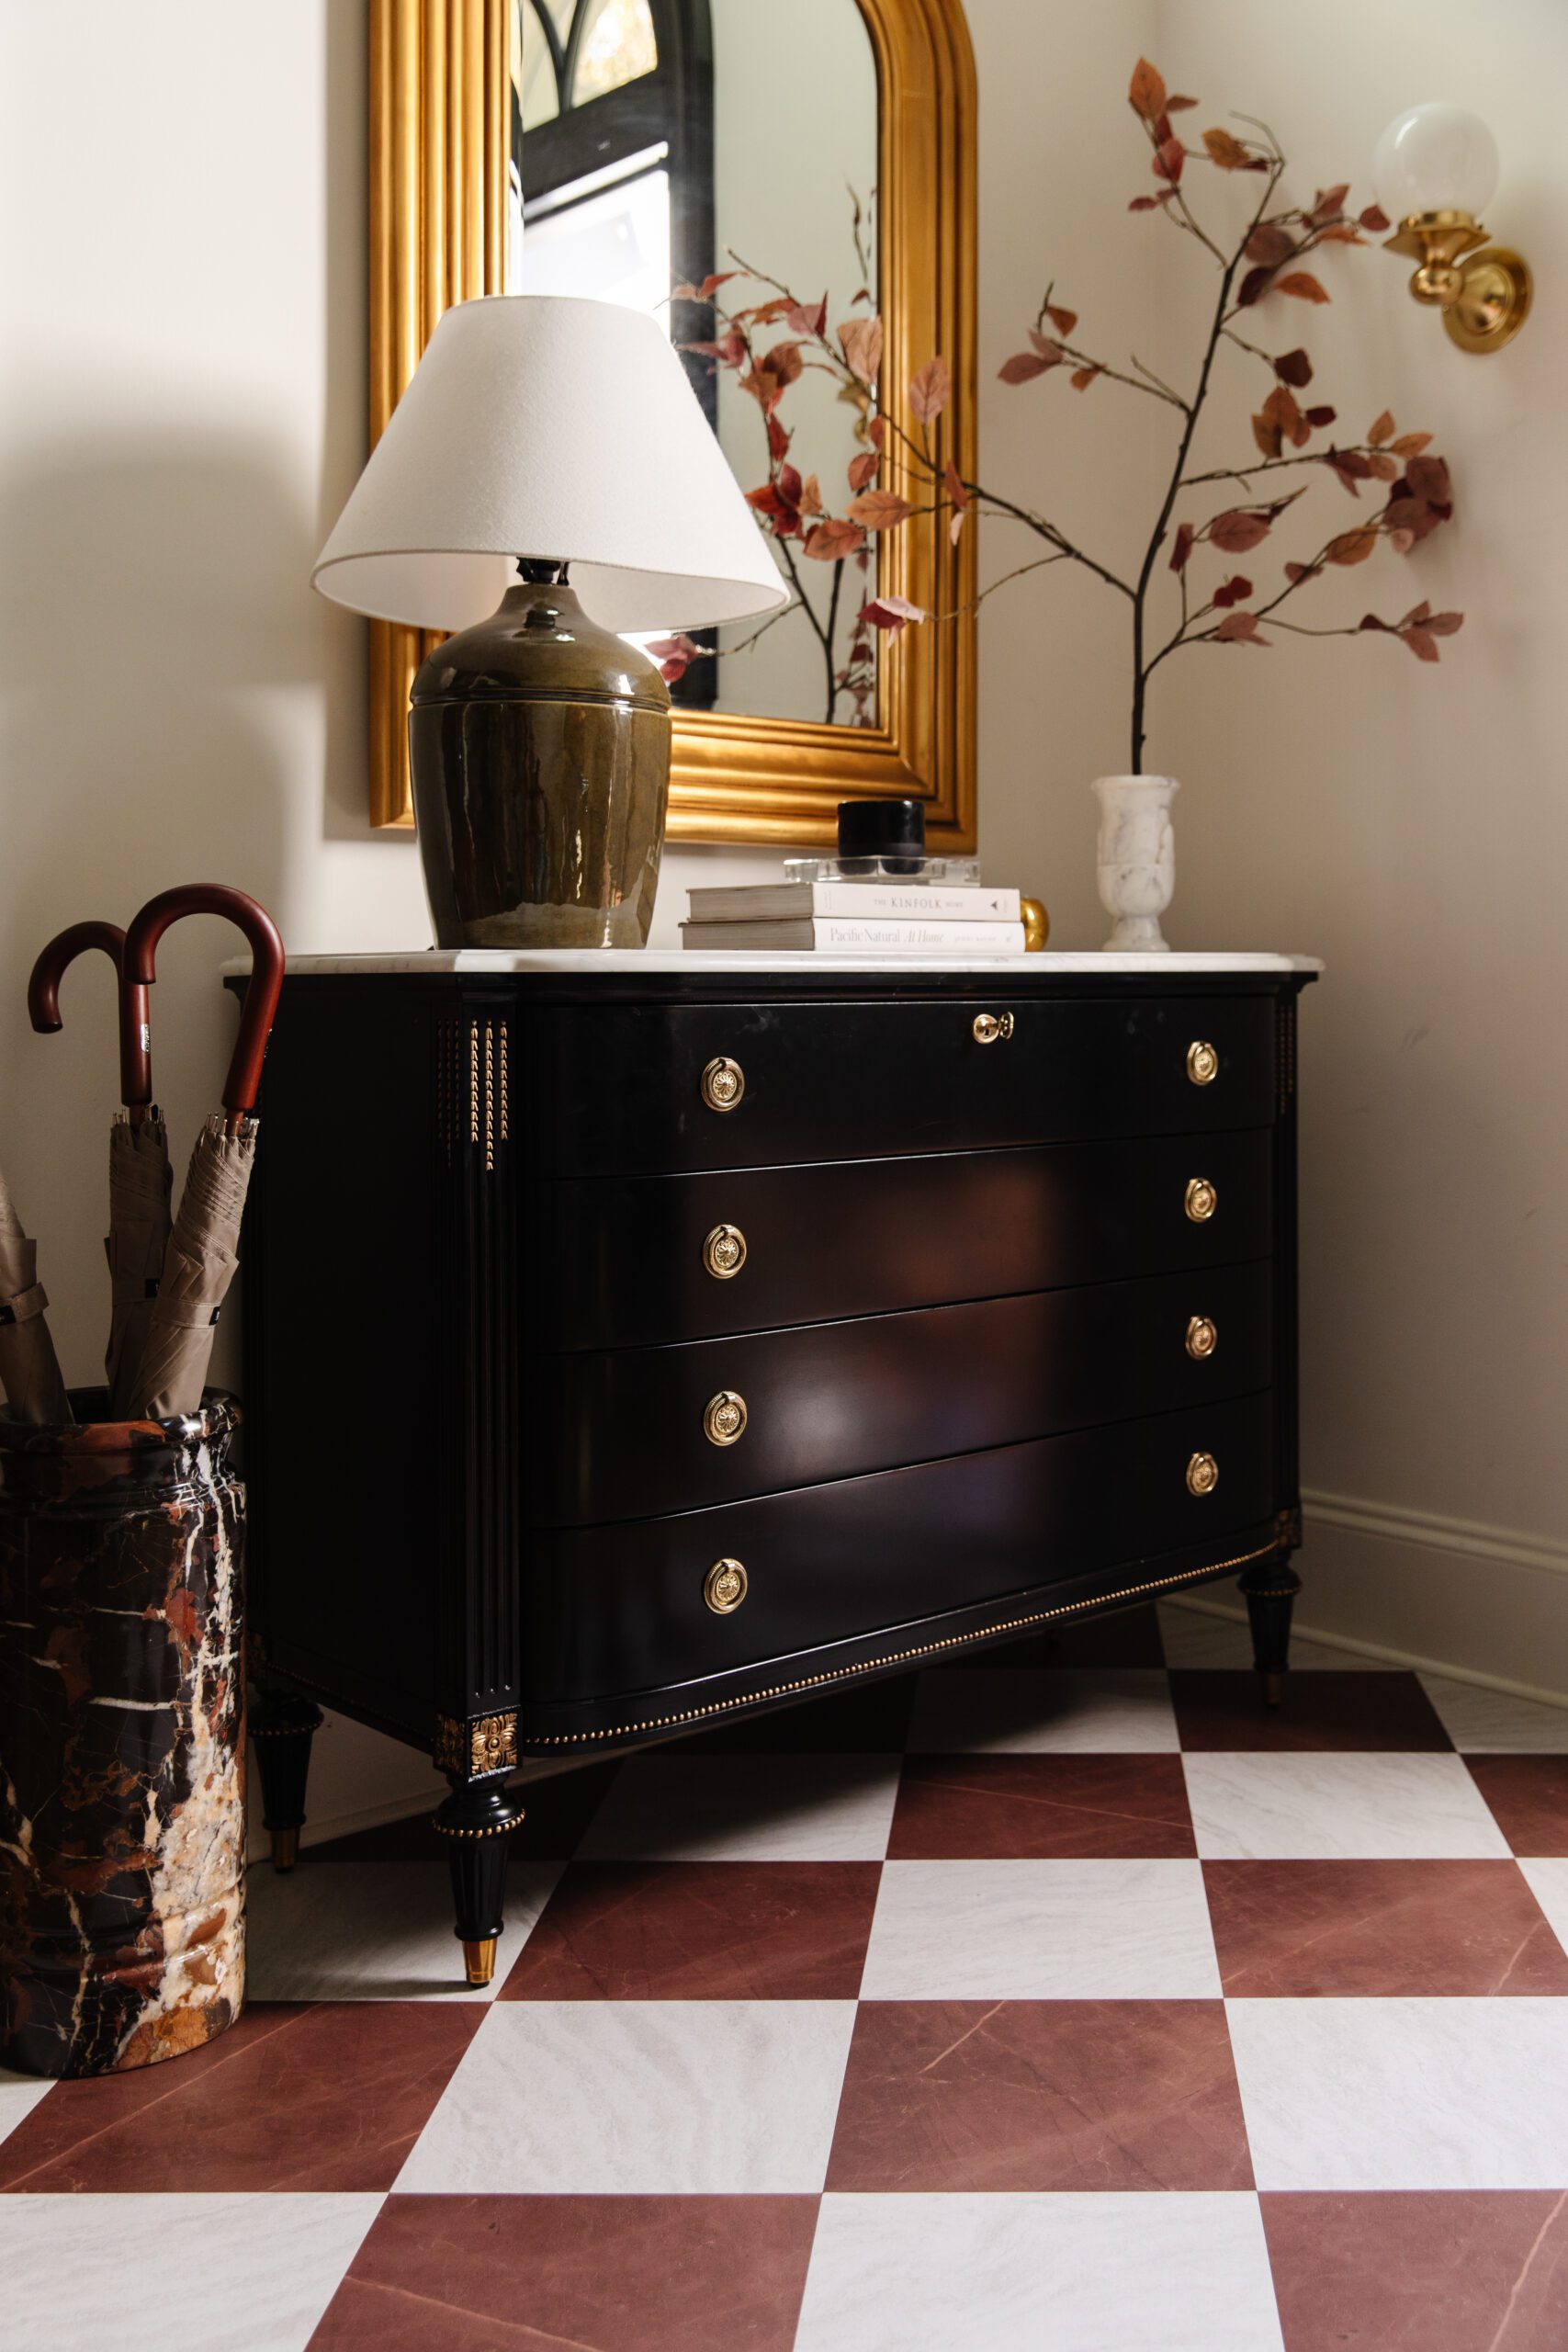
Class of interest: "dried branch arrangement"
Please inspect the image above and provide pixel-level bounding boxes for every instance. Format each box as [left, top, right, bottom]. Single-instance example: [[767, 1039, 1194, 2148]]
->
[[660, 58, 1463, 770]]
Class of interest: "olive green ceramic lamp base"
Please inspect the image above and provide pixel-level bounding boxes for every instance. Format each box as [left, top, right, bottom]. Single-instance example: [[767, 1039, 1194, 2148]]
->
[[409, 571, 671, 949]]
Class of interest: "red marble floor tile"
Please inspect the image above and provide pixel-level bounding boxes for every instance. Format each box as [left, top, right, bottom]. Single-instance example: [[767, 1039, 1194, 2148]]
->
[[825, 1999, 1252, 2193], [499, 1860, 880, 1999], [308, 2192, 818, 2352], [662, 1674, 915, 1754], [1170, 1668, 1452, 1751], [1205, 1860, 1568, 1996], [888, 1752, 1196, 1860], [311, 1763, 619, 1860], [0, 2001, 480, 2193], [1466, 1757, 1568, 1856], [1261, 2189, 1568, 2351]]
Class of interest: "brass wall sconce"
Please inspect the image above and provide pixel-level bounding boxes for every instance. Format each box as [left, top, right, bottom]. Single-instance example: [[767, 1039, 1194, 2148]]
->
[[1374, 103, 1531, 353]]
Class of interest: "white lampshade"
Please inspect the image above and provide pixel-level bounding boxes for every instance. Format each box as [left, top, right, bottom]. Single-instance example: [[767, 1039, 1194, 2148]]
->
[[312, 294, 789, 634], [1373, 103, 1499, 221]]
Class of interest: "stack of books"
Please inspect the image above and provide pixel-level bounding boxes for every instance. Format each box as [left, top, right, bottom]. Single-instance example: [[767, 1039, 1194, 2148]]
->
[[681, 879, 1026, 955]]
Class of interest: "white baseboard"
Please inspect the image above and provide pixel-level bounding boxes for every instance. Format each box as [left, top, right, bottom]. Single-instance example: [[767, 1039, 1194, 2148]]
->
[[1172, 1486, 1568, 1710]]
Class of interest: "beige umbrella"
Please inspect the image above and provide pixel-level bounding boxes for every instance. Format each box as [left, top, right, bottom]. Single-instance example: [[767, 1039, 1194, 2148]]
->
[[129, 1117, 256, 1421], [105, 1114, 174, 1419], [0, 1170, 72, 1425]]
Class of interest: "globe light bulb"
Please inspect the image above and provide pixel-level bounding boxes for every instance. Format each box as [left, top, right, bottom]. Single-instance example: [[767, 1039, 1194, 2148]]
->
[[1374, 103, 1499, 222]]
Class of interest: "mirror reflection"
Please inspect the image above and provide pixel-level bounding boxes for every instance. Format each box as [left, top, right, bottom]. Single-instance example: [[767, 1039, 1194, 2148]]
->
[[508, 0, 881, 727]]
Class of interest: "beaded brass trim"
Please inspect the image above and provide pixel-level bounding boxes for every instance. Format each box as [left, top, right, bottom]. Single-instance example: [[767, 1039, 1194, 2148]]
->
[[434, 1709, 519, 1779], [432, 1816, 518, 1840], [524, 1538, 1282, 1746]]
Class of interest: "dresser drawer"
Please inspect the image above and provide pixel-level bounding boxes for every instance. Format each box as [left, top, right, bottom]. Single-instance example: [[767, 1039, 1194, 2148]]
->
[[521, 994, 1279, 1174], [521, 1392, 1275, 1706], [529, 1128, 1274, 1350], [525, 1261, 1272, 1526]]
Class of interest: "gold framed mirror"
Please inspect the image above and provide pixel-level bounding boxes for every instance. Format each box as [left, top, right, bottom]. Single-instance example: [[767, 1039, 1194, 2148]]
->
[[367, 0, 976, 845]]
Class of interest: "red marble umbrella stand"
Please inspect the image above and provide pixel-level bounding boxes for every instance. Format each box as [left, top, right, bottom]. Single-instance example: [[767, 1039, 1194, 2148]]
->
[[0, 1388, 246, 2075]]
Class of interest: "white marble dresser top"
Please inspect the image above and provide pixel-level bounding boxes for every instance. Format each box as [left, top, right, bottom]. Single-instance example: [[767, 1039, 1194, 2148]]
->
[[228, 948, 1323, 978]]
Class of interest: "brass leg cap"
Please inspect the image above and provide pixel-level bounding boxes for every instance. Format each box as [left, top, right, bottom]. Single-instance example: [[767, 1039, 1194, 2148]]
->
[[463, 1937, 497, 1987], [271, 1827, 299, 1871], [1262, 1670, 1286, 1709]]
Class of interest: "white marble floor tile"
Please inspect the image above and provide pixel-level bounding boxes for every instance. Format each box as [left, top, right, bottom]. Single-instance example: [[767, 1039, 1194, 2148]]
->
[[0, 2192, 383, 2352], [1228, 1996, 1568, 2190], [1156, 1603, 1381, 1671], [397, 1999, 856, 2193], [861, 1858, 1221, 1999], [906, 1666, 1179, 1752], [0, 2064, 53, 2152], [578, 1752, 900, 1860], [244, 1857, 558, 2002], [1419, 1673, 1568, 1753], [795, 2193, 1284, 2352], [1183, 1751, 1512, 1860], [1519, 1860, 1568, 1950]]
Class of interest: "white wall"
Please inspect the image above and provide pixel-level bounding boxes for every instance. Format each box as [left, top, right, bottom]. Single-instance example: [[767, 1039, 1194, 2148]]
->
[[2, 0, 1562, 1865]]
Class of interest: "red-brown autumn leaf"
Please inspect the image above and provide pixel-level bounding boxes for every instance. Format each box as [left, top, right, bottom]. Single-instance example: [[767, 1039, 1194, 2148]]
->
[[1128, 193, 1175, 211], [1262, 384, 1309, 447], [1285, 560, 1323, 583], [1273, 347, 1314, 388], [1071, 366, 1100, 390], [1027, 330, 1067, 363], [1210, 507, 1274, 553], [1367, 452, 1399, 481], [1359, 203, 1392, 232], [1203, 126, 1250, 169], [647, 631, 701, 683], [784, 296, 828, 339], [1213, 574, 1254, 607], [848, 450, 879, 492], [1405, 454, 1452, 507], [1168, 520, 1195, 573], [998, 349, 1055, 384], [1325, 448, 1373, 495], [1252, 411, 1282, 460], [1154, 136, 1185, 184], [1368, 411, 1395, 447], [799, 474, 825, 517], [1305, 404, 1337, 427], [1315, 225, 1366, 244], [1247, 223, 1295, 267], [848, 489, 915, 530], [1129, 58, 1167, 121], [1422, 609, 1463, 636], [1327, 526, 1379, 565], [680, 325, 748, 368], [743, 297, 795, 327], [944, 458, 968, 512], [861, 593, 927, 631], [1043, 303, 1078, 336], [803, 518, 865, 561], [910, 356, 951, 424], [1166, 93, 1199, 110], [1276, 272, 1330, 303], [1214, 610, 1267, 644], [838, 315, 884, 387], [867, 416, 887, 451], [1308, 183, 1351, 224], [766, 411, 790, 463], [1389, 431, 1432, 458], [671, 271, 739, 300], [761, 341, 804, 388]]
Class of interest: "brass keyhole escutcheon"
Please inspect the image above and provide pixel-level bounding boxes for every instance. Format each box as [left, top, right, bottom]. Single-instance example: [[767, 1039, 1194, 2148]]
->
[[701, 1056, 745, 1112], [1186, 1451, 1219, 1497], [703, 1224, 747, 1280], [705, 1556, 749, 1613], [1186, 1315, 1218, 1360], [1187, 1039, 1219, 1087], [1185, 1177, 1218, 1223], [972, 1011, 1015, 1045], [703, 1390, 748, 1447]]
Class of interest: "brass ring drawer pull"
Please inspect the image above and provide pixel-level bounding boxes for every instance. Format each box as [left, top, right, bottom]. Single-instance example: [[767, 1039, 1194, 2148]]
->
[[703, 1390, 748, 1446], [1186, 1315, 1218, 1359], [705, 1557, 749, 1613], [972, 1011, 1015, 1044], [1186, 1451, 1220, 1497], [703, 1223, 747, 1280], [1185, 1177, 1218, 1223], [1187, 1039, 1219, 1086], [701, 1055, 745, 1112]]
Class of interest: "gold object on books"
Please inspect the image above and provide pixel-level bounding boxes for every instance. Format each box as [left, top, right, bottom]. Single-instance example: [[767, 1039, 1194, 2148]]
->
[[1020, 898, 1050, 952]]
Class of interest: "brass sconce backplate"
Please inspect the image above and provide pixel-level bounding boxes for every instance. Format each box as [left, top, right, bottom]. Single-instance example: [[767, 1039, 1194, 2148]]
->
[[1386, 210, 1532, 353]]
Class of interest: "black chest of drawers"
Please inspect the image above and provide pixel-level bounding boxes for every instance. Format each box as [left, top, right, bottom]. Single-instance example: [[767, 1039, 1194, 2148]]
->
[[239, 956, 1314, 1981]]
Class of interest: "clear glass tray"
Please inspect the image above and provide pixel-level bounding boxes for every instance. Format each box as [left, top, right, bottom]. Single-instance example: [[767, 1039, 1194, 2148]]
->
[[782, 854, 982, 884]]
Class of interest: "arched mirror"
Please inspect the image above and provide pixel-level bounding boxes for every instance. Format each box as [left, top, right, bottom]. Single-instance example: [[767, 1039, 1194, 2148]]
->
[[367, 0, 976, 846]]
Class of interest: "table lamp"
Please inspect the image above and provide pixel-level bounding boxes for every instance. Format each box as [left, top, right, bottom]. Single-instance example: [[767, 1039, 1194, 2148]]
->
[[313, 295, 788, 947]]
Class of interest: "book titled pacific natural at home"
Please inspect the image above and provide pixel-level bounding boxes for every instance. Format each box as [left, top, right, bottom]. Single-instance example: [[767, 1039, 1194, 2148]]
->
[[685, 881, 1021, 923], [681, 916, 1029, 953]]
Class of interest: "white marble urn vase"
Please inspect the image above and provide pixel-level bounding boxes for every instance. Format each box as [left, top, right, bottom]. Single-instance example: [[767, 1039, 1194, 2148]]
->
[[1093, 774, 1179, 951]]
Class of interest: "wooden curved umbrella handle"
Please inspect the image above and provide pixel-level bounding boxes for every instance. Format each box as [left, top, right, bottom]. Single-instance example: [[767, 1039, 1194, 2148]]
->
[[27, 921, 138, 1104], [124, 885, 286, 1125]]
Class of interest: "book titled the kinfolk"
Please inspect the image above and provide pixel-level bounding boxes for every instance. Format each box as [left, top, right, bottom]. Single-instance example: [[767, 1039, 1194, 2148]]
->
[[685, 880, 1021, 923], [681, 915, 1028, 954]]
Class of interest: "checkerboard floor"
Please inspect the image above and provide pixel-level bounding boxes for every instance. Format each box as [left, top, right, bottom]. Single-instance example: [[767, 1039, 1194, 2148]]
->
[[6, 1601, 1568, 2350]]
